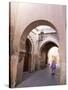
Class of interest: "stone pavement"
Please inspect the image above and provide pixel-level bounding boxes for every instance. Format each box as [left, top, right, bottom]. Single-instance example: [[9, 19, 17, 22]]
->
[[17, 66, 60, 87]]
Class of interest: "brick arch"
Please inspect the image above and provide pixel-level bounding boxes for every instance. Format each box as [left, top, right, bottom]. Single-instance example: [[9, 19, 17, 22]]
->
[[20, 20, 58, 50]]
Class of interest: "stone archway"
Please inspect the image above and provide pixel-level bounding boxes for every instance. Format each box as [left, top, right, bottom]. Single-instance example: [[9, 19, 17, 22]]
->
[[40, 41, 59, 69], [40, 36, 59, 48], [20, 20, 58, 50], [16, 20, 59, 85], [10, 3, 66, 87]]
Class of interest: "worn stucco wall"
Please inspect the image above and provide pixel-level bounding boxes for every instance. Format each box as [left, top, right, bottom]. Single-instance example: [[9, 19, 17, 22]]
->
[[10, 2, 66, 87]]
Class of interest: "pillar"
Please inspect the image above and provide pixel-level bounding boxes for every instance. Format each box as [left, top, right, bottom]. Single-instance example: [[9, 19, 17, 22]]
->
[[10, 51, 19, 88], [59, 24, 66, 84], [30, 52, 36, 72], [16, 50, 26, 85], [59, 42, 66, 84]]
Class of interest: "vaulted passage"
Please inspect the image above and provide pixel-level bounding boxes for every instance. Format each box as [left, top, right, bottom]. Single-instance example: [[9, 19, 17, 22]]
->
[[40, 42, 58, 68], [9, 2, 66, 88]]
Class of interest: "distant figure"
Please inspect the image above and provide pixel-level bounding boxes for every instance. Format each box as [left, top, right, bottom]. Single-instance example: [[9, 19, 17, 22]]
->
[[51, 59, 56, 75]]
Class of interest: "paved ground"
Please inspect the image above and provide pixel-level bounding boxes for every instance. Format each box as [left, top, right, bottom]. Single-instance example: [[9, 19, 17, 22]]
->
[[17, 66, 60, 88]]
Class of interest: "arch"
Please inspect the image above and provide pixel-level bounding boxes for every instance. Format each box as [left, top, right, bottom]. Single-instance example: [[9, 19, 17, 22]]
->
[[40, 41, 59, 68], [40, 41, 58, 52], [40, 36, 59, 50], [20, 20, 58, 50], [17, 19, 59, 85]]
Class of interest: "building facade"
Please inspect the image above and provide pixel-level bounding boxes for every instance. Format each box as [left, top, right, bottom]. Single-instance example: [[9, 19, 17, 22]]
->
[[9, 2, 66, 88]]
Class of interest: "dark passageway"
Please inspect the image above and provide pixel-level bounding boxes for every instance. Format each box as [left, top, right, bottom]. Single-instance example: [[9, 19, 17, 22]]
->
[[23, 38, 32, 72]]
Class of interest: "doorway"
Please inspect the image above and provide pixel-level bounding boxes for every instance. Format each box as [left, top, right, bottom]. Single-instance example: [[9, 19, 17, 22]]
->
[[23, 38, 32, 72], [40, 41, 58, 68]]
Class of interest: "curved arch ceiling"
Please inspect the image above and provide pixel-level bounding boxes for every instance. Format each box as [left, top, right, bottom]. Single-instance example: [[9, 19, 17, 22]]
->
[[29, 25, 56, 35]]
